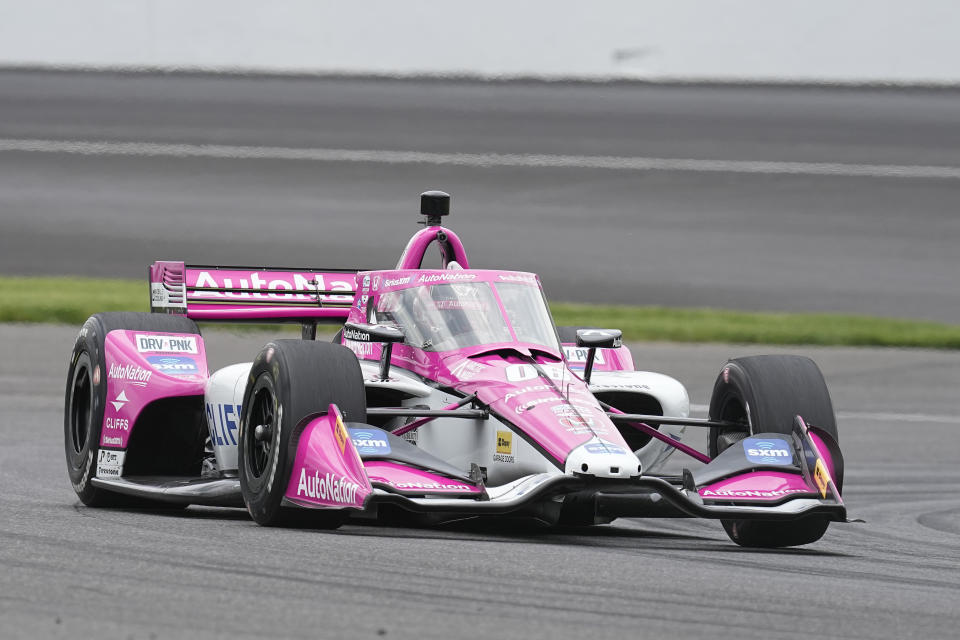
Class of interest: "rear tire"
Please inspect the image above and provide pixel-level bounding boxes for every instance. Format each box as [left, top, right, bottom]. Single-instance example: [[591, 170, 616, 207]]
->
[[64, 312, 201, 507], [707, 355, 840, 548], [238, 340, 366, 527]]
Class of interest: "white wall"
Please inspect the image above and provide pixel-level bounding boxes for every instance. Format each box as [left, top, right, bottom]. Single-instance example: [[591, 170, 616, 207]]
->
[[1, 0, 957, 83]]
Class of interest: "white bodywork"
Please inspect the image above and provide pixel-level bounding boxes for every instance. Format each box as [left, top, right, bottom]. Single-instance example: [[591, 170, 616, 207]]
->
[[203, 355, 691, 482], [204, 362, 250, 472]]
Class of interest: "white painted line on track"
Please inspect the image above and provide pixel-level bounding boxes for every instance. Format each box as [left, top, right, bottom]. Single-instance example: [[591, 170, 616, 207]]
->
[[690, 403, 955, 424], [2, 138, 960, 180]]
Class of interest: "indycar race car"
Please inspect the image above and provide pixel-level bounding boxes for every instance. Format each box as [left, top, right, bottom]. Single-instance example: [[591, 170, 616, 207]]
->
[[65, 191, 850, 547]]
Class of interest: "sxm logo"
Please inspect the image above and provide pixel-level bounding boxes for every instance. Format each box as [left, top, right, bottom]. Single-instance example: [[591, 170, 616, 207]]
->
[[348, 428, 391, 455], [743, 437, 793, 465], [146, 355, 199, 376]]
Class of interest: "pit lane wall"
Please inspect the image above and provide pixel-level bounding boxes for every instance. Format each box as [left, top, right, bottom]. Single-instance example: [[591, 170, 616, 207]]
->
[[1, 0, 958, 85]]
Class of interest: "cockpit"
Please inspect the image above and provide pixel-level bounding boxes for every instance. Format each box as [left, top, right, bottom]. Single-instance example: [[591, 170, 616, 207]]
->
[[371, 273, 560, 353]]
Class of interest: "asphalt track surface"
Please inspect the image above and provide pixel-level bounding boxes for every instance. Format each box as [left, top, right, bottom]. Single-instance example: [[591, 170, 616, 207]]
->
[[2, 324, 959, 639], [1, 71, 959, 322]]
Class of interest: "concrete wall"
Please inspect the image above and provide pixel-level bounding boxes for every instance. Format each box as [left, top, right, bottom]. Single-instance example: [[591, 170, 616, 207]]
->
[[1, 0, 958, 84]]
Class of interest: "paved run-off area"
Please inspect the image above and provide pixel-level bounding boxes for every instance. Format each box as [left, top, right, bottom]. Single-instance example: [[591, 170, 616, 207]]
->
[[1, 324, 958, 639]]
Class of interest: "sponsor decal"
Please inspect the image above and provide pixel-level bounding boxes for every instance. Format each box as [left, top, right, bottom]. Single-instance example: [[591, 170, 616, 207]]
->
[[400, 429, 418, 446], [383, 276, 412, 288], [349, 429, 390, 455], [562, 347, 606, 364], [515, 396, 565, 414], [296, 469, 361, 504], [392, 481, 473, 491], [814, 458, 831, 498], [504, 364, 565, 383], [585, 442, 625, 455], [552, 404, 595, 424], [372, 275, 381, 290], [96, 450, 126, 477], [108, 362, 152, 387], [346, 341, 374, 358], [449, 359, 485, 381], [496, 430, 512, 454], [494, 430, 515, 463], [362, 275, 371, 289], [102, 435, 123, 446], [334, 415, 348, 453], [205, 403, 241, 446], [105, 417, 130, 432], [591, 383, 652, 391], [502, 385, 551, 402], [743, 438, 793, 465], [343, 327, 370, 342], [497, 274, 538, 285], [110, 389, 128, 412], [700, 488, 810, 499], [191, 271, 354, 301], [146, 355, 200, 376], [434, 299, 485, 311], [417, 273, 476, 283], [135, 334, 198, 354]]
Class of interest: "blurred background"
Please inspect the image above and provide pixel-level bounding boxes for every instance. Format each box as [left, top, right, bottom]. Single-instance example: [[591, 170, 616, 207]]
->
[[1, 0, 958, 323]]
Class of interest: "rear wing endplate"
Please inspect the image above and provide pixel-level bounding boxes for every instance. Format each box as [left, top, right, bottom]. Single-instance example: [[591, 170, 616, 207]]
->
[[150, 261, 361, 323]]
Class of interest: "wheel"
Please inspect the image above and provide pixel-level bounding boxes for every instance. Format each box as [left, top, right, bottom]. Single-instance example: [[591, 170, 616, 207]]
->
[[64, 312, 201, 507], [707, 355, 840, 548], [238, 340, 366, 527]]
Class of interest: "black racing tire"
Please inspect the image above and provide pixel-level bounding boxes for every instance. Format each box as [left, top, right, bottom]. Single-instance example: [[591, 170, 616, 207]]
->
[[707, 355, 840, 548], [64, 312, 201, 507], [238, 340, 366, 527]]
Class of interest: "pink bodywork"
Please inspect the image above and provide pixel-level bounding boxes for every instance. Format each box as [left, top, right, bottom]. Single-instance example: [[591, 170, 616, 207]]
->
[[101, 330, 208, 449], [699, 471, 817, 501], [364, 461, 483, 495], [150, 261, 359, 322], [284, 406, 372, 509], [698, 424, 842, 502], [343, 263, 636, 465]]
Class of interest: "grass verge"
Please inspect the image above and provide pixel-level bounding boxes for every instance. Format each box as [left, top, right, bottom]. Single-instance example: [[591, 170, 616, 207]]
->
[[2, 276, 958, 348]]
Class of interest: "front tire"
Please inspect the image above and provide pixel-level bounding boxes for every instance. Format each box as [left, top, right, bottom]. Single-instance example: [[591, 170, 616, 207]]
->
[[708, 355, 840, 548], [64, 312, 201, 507], [238, 340, 366, 527]]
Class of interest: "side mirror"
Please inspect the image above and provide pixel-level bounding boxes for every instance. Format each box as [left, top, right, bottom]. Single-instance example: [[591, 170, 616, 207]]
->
[[344, 322, 405, 380], [574, 329, 622, 385]]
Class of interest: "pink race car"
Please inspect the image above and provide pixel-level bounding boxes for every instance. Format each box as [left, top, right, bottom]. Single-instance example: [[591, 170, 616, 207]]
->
[[65, 191, 850, 547]]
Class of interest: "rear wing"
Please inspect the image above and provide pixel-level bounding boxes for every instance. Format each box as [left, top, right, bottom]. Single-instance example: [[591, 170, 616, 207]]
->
[[150, 261, 361, 324]]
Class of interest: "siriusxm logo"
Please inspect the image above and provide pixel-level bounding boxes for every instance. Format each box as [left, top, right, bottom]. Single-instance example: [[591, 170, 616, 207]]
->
[[348, 428, 390, 455], [146, 355, 199, 376], [584, 442, 624, 455], [743, 438, 793, 465]]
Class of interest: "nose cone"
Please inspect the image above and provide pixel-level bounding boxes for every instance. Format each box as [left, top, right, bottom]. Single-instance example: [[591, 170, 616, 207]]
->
[[565, 438, 643, 478], [421, 190, 450, 222]]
